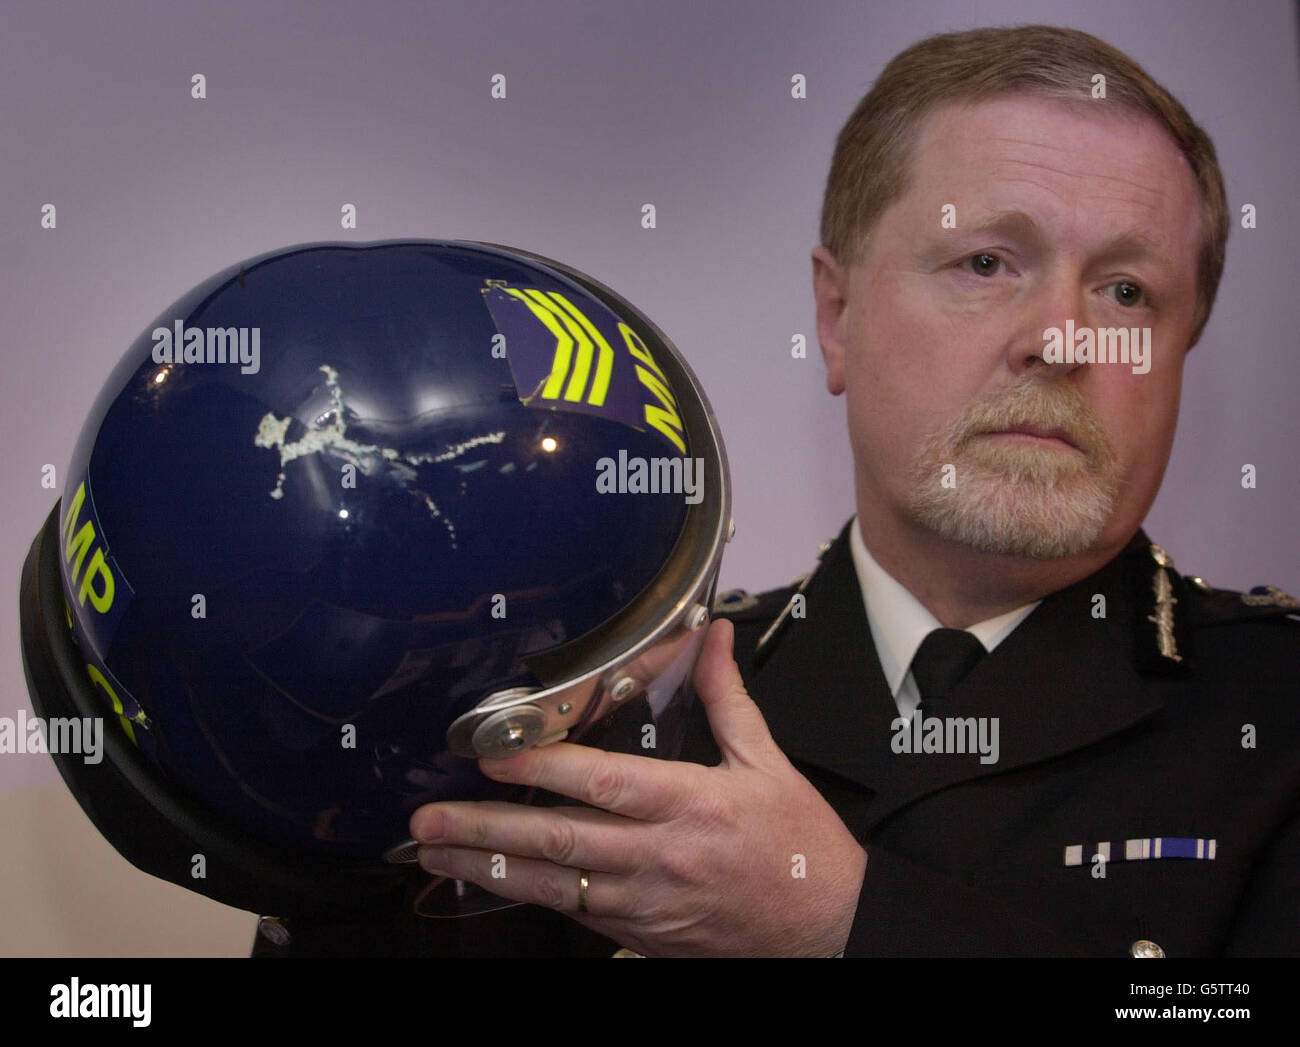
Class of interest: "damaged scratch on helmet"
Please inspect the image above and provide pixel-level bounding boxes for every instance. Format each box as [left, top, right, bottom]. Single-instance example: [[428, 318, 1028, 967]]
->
[[517, 373, 549, 407], [253, 364, 504, 547], [402, 432, 509, 465]]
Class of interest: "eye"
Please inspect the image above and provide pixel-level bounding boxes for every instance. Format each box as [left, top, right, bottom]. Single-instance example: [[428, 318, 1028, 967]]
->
[[965, 253, 1002, 277], [1107, 281, 1147, 308]]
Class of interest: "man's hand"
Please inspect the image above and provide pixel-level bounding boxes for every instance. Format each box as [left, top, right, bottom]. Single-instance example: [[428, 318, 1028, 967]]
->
[[409, 618, 868, 957]]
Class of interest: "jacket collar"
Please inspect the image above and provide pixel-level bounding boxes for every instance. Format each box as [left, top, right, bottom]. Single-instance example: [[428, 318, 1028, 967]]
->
[[747, 522, 1168, 826]]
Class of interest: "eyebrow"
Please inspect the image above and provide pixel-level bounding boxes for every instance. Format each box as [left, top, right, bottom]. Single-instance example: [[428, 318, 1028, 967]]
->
[[966, 210, 1040, 239], [961, 209, 1180, 274]]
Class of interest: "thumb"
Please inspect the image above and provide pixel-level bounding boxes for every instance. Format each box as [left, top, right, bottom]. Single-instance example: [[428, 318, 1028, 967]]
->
[[692, 617, 777, 767]]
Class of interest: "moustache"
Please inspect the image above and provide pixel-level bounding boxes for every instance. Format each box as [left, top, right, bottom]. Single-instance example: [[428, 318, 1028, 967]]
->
[[954, 384, 1112, 462]]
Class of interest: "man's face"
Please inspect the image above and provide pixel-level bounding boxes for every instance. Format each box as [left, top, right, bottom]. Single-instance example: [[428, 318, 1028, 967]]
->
[[816, 95, 1203, 561]]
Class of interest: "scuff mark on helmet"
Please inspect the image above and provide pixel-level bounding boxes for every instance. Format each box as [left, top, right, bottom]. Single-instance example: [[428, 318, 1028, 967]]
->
[[254, 365, 506, 550]]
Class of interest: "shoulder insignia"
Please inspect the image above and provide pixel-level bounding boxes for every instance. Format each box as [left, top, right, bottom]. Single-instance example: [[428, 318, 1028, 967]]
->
[[1174, 571, 1299, 628], [710, 584, 794, 624], [1241, 585, 1300, 610], [712, 589, 758, 614]]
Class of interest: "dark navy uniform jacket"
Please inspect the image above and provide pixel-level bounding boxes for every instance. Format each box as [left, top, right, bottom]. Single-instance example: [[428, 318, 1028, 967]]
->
[[254, 521, 1299, 957]]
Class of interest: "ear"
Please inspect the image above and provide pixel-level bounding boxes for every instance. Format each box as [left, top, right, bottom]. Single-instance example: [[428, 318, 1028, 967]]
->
[[812, 246, 850, 396]]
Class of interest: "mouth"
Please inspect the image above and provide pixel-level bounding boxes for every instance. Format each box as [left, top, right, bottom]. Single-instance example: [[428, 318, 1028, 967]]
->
[[979, 423, 1081, 451]]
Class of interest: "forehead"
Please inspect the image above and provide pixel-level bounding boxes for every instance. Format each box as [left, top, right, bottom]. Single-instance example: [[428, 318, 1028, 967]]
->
[[897, 94, 1202, 259]]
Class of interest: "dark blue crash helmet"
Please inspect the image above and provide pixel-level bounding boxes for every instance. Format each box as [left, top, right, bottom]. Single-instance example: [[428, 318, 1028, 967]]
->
[[19, 240, 730, 923]]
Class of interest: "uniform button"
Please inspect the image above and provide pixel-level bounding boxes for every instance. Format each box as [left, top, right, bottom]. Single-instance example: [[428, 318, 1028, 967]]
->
[[1129, 939, 1165, 958], [1188, 576, 1212, 592]]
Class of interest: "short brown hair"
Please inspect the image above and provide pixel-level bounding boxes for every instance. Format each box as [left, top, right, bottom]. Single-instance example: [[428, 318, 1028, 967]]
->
[[820, 25, 1229, 347]]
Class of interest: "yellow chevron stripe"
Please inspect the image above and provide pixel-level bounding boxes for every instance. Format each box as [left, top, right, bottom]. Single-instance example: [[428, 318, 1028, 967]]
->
[[547, 292, 615, 406], [523, 289, 593, 403], [505, 288, 573, 400]]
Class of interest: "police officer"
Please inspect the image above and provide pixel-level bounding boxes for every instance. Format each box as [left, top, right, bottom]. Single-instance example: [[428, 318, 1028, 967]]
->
[[395, 26, 1299, 957]]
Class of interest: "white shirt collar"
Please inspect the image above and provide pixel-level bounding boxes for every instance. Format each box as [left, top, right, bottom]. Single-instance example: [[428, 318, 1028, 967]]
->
[[848, 516, 1040, 700]]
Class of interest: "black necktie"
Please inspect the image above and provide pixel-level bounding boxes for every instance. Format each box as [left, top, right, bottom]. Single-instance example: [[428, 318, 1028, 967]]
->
[[911, 628, 986, 706]]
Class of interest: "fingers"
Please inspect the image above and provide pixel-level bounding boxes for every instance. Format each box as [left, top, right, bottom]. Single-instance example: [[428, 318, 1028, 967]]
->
[[474, 740, 702, 821], [410, 801, 643, 875], [691, 618, 778, 767], [416, 845, 631, 919], [463, 621, 778, 819]]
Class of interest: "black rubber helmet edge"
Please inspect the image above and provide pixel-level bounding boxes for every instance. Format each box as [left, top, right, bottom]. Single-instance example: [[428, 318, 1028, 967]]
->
[[19, 503, 414, 919]]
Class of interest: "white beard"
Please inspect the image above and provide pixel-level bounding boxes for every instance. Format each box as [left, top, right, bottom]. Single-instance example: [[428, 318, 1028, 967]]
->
[[906, 381, 1120, 559]]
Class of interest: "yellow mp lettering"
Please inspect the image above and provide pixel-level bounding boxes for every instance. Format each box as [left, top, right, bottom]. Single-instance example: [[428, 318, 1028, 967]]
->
[[78, 551, 115, 613], [618, 323, 686, 453], [61, 480, 115, 614], [62, 482, 96, 582], [85, 663, 137, 745]]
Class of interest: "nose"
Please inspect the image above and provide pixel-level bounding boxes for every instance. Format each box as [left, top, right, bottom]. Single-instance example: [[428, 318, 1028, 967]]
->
[[1008, 266, 1088, 378]]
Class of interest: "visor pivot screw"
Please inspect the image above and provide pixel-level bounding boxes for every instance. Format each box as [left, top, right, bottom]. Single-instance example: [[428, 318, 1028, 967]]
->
[[469, 704, 546, 758], [610, 676, 638, 702], [687, 604, 709, 631], [557, 702, 572, 715]]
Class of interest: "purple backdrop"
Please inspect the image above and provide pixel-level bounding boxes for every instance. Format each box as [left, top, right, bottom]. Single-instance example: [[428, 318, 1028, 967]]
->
[[2, 0, 1297, 795]]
